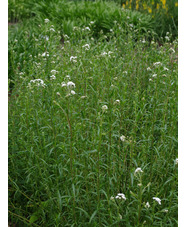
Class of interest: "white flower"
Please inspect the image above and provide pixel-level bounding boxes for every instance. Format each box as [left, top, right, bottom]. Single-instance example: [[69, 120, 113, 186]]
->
[[165, 36, 170, 41], [147, 67, 151, 71], [175, 158, 178, 165], [81, 96, 87, 99], [51, 70, 58, 75], [65, 75, 71, 80], [56, 92, 61, 96], [163, 209, 168, 213], [145, 202, 150, 208], [50, 28, 55, 32], [85, 27, 90, 31], [70, 56, 77, 62], [50, 75, 56, 80], [44, 18, 49, 23], [135, 167, 143, 174], [90, 21, 95, 24], [164, 67, 169, 71], [153, 62, 162, 67], [71, 90, 76, 95], [67, 81, 75, 88], [120, 135, 126, 142], [29, 79, 46, 87], [44, 35, 49, 40], [42, 52, 49, 57], [101, 52, 107, 56], [115, 193, 126, 200], [153, 197, 161, 205], [152, 74, 157, 78], [114, 99, 120, 105], [64, 34, 69, 39], [61, 82, 66, 87], [102, 105, 108, 112], [110, 196, 114, 201], [82, 44, 90, 50]]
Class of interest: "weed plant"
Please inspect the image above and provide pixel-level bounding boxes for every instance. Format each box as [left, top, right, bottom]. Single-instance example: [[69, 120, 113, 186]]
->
[[9, 5, 178, 227]]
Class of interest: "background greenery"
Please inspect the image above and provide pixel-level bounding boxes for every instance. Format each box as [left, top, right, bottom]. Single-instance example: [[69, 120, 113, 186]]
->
[[8, 0, 178, 226]]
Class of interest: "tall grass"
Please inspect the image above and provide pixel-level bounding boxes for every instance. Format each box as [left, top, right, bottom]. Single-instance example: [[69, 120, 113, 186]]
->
[[8, 1, 178, 226]]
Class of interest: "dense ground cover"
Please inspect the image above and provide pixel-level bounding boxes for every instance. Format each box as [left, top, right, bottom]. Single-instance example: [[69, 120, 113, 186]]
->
[[8, 0, 178, 226]]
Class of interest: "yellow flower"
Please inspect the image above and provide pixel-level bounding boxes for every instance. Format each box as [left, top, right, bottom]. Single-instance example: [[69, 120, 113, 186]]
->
[[151, 0, 155, 5], [122, 3, 125, 9], [136, 3, 139, 10], [175, 2, 178, 7], [161, 0, 166, 9], [143, 3, 147, 10], [126, 1, 129, 6], [148, 7, 152, 13], [156, 3, 160, 10], [162, 0, 166, 6]]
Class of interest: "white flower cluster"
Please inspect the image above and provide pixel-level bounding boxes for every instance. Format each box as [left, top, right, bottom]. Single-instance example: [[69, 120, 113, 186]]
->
[[102, 105, 108, 112], [114, 99, 120, 105], [44, 18, 49, 23], [28, 79, 46, 88], [61, 77, 76, 96], [70, 56, 77, 63], [145, 202, 150, 208], [51, 69, 58, 75], [135, 167, 143, 174], [50, 75, 56, 80], [85, 27, 90, 31], [101, 51, 113, 57], [153, 197, 161, 205], [42, 52, 49, 57], [115, 193, 126, 200], [50, 69, 58, 80], [50, 28, 55, 32], [153, 62, 162, 67], [120, 135, 126, 142], [82, 44, 90, 50]]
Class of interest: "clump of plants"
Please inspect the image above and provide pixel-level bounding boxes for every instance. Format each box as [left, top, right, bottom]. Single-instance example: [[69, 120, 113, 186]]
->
[[9, 14, 178, 226]]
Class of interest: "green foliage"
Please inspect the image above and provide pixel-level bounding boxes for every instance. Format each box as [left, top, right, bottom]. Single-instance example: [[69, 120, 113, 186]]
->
[[8, 1, 178, 226], [122, 0, 178, 40]]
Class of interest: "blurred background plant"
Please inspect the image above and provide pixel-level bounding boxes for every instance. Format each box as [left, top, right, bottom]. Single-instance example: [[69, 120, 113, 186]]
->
[[121, 0, 178, 40], [8, 0, 178, 40]]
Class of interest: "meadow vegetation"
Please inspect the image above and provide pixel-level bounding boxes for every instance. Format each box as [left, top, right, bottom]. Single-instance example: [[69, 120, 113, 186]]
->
[[8, 0, 178, 226]]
